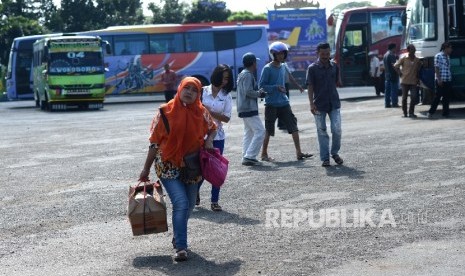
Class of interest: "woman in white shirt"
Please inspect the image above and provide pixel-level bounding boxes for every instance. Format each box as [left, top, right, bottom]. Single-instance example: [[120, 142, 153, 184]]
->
[[197, 64, 233, 211]]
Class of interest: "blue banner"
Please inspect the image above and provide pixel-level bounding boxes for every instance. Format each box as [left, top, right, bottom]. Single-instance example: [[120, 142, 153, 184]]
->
[[268, 9, 327, 72]]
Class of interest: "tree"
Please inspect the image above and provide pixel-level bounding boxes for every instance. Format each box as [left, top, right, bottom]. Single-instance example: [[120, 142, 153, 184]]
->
[[0, 15, 46, 65], [184, 0, 231, 23], [148, 0, 187, 24], [60, 0, 97, 31], [227, 11, 267, 22], [95, 0, 145, 28]]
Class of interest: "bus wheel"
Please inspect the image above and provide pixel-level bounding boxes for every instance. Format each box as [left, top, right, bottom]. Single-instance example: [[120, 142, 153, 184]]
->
[[40, 98, 48, 110], [79, 103, 89, 110]]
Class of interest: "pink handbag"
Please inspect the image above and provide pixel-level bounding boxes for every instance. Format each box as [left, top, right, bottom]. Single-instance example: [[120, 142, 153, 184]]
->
[[200, 148, 229, 188]]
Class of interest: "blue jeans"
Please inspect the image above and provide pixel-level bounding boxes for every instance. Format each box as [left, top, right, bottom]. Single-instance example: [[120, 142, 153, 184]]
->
[[160, 177, 199, 250], [313, 109, 342, 161], [384, 79, 399, 107], [198, 139, 224, 203]]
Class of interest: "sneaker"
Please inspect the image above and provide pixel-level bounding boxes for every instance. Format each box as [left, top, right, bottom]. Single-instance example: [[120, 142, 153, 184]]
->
[[174, 249, 188, 262], [322, 160, 330, 167], [242, 157, 262, 166], [211, 203, 222, 211]]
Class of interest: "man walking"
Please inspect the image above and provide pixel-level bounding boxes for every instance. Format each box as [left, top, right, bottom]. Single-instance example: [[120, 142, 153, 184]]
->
[[428, 42, 453, 118], [383, 43, 400, 108], [394, 44, 423, 118], [161, 64, 177, 103], [236, 52, 266, 166], [306, 42, 343, 167]]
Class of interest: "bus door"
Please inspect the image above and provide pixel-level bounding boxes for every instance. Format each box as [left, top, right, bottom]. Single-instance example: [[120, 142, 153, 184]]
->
[[340, 25, 368, 86], [214, 31, 238, 84]]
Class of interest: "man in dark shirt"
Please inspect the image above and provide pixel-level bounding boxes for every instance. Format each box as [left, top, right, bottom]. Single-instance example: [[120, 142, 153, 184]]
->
[[306, 43, 343, 167], [383, 43, 400, 108]]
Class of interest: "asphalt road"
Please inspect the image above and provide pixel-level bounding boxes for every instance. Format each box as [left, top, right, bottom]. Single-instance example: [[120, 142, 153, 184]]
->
[[1, 87, 465, 276]]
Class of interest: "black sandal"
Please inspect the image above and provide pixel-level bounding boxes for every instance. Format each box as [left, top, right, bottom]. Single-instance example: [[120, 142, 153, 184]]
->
[[322, 160, 330, 167], [332, 155, 343, 165]]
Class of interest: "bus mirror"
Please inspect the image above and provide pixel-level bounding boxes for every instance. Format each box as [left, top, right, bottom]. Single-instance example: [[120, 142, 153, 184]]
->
[[422, 0, 429, 8], [104, 41, 112, 55], [401, 11, 407, 26]]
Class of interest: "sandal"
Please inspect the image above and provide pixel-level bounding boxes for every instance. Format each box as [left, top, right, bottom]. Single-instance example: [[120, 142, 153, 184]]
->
[[297, 153, 313, 160], [332, 155, 344, 165], [261, 155, 275, 162], [322, 160, 331, 167]]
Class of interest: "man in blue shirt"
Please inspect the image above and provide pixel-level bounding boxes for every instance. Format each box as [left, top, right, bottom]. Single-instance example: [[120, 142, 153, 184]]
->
[[259, 42, 312, 162], [306, 42, 343, 167], [428, 42, 453, 118]]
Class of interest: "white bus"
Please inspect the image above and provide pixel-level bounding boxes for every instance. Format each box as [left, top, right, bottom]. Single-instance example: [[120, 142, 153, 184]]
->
[[403, 0, 465, 100]]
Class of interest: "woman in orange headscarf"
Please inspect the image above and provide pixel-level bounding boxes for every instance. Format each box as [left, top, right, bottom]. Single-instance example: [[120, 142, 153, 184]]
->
[[139, 77, 217, 262]]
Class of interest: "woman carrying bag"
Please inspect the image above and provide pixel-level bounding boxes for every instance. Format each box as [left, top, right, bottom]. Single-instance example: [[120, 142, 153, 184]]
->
[[197, 64, 233, 212], [139, 77, 217, 262]]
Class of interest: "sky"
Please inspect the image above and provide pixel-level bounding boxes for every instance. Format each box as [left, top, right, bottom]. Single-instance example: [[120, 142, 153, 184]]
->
[[52, 0, 388, 16]]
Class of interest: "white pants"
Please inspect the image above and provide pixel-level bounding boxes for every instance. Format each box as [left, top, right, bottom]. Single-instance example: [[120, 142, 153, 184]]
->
[[242, 116, 265, 160]]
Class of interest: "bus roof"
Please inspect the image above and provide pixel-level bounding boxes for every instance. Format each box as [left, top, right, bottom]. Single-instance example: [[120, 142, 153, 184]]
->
[[339, 5, 405, 15], [81, 23, 266, 35]]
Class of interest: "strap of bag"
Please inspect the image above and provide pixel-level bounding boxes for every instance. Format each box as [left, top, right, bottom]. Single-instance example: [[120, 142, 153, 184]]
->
[[159, 107, 170, 134]]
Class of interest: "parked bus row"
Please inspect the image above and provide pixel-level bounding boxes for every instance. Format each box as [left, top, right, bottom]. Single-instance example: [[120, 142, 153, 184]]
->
[[5, 23, 269, 110]]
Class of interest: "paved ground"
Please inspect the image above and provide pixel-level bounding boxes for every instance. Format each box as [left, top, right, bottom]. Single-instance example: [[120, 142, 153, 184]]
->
[[1, 87, 464, 276]]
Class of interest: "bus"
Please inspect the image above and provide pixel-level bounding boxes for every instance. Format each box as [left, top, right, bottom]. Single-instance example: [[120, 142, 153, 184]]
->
[[32, 35, 111, 110], [80, 24, 269, 95], [6, 34, 62, 100], [333, 6, 406, 86], [402, 0, 465, 100]]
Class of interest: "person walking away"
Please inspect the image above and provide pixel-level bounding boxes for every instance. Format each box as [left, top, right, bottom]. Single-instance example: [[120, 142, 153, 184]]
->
[[277, 62, 304, 130], [428, 42, 453, 119], [139, 77, 217, 262], [383, 43, 400, 108], [394, 44, 423, 118], [369, 50, 383, 96], [197, 64, 233, 212], [236, 52, 266, 166], [161, 64, 177, 103], [259, 41, 313, 162], [306, 42, 344, 167]]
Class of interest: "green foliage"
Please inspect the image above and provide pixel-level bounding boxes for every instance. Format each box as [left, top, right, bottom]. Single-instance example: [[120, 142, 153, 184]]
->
[[227, 11, 267, 22], [0, 15, 46, 65], [94, 0, 145, 28], [184, 0, 231, 23]]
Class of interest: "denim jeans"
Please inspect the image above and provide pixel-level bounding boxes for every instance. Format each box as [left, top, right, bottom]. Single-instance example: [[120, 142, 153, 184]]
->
[[384, 79, 399, 107], [160, 177, 199, 250], [313, 108, 342, 161], [198, 139, 224, 203]]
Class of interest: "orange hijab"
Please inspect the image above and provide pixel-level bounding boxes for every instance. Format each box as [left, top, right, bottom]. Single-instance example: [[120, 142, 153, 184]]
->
[[150, 77, 214, 167]]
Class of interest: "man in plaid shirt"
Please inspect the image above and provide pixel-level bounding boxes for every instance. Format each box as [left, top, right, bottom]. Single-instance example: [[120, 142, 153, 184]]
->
[[428, 42, 453, 118]]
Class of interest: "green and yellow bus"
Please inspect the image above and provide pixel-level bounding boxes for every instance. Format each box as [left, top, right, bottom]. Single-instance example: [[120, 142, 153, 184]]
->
[[32, 35, 111, 110]]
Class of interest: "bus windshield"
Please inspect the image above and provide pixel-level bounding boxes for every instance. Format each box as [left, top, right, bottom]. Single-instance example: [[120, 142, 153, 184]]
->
[[48, 52, 104, 75], [407, 0, 437, 41]]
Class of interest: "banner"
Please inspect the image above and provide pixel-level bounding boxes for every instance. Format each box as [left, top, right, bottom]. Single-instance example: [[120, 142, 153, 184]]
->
[[267, 9, 327, 73]]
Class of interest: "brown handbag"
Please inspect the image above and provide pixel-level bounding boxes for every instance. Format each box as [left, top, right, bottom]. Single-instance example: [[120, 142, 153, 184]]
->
[[179, 151, 201, 182]]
